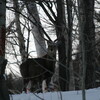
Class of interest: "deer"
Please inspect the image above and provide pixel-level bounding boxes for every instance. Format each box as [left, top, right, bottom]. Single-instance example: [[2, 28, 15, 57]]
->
[[20, 41, 57, 93]]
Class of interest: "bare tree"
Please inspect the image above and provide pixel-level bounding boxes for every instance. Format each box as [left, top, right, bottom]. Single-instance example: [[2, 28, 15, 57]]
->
[[56, 0, 67, 91], [0, 0, 10, 100], [25, 1, 47, 57], [78, 0, 95, 100], [66, 0, 75, 90], [13, 0, 27, 62]]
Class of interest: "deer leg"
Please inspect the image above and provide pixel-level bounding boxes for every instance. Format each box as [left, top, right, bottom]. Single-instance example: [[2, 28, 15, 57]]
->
[[46, 78, 55, 91], [26, 80, 32, 93], [42, 80, 48, 93], [22, 78, 30, 93]]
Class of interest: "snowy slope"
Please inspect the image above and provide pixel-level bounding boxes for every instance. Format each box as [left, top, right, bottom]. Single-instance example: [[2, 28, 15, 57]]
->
[[10, 87, 100, 100]]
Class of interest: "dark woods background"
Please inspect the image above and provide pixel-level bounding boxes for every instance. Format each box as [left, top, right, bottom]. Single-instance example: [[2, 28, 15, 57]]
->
[[0, 0, 100, 94]]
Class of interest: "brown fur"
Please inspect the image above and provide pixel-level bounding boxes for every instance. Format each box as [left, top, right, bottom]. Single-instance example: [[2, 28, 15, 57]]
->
[[20, 42, 56, 92]]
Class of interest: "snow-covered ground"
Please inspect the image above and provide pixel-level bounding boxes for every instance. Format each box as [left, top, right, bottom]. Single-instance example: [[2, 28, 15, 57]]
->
[[10, 87, 100, 100]]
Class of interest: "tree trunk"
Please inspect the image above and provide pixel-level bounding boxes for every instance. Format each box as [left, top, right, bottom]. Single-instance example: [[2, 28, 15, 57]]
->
[[0, 0, 6, 56], [0, 0, 10, 100], [56, 0, 67, 91], [0, 57, 10, 100], [13, 0, 27, 62], [66, 0, 75, 90], [78, 0, 95, 89], [26, 2, 47, 57]]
